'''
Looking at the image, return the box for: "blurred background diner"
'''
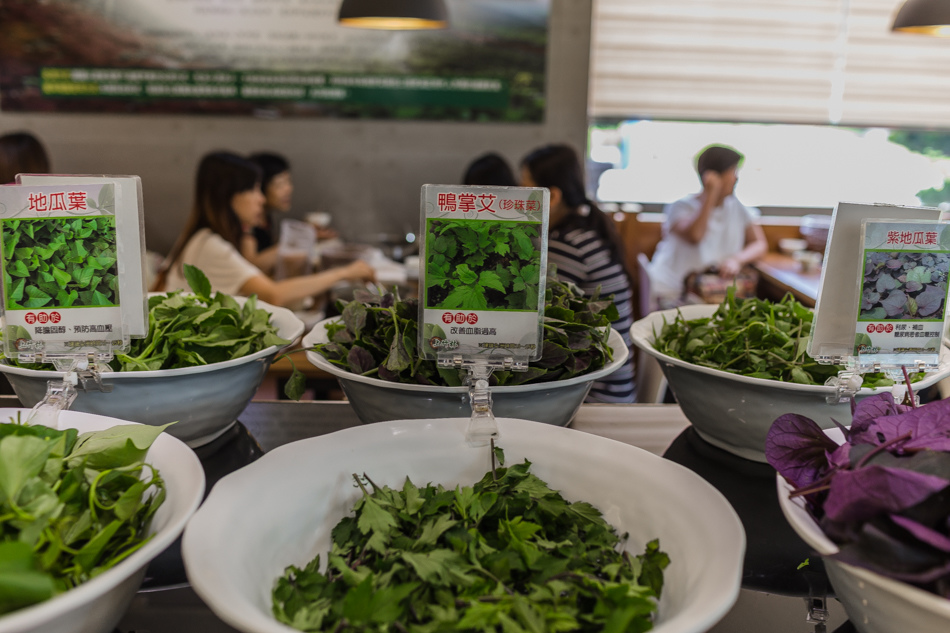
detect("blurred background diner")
[154,151,376,308]
[0,131,50,184]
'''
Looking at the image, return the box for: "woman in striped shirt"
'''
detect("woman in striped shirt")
[520,144,636,403]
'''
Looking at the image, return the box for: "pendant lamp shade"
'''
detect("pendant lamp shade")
[338,0,448,30]
[892,0,950,36]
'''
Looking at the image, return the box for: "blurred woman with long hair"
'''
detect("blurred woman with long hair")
[155,151,373,306]
[520,143,636,403]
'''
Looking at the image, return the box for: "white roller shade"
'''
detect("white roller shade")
[590,0,950,128]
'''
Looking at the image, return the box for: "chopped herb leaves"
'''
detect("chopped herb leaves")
[272,459,668,632]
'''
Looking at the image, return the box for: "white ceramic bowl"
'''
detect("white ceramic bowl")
[0,408,204,633]
[631,304,950,463]
[0,295,304,448]
[183,417,745,633]
[776,429,950,633]
[303,317,629,426]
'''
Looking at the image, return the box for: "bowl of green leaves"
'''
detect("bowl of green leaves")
[182,417,744,633]
[0,408,203,633]
[299,280,629,426]
[0,266,304,447]
[631,292,950,463]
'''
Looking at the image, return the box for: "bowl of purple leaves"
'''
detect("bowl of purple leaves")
[771,390,950,633]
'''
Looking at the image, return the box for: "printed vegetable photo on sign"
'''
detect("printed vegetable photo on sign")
[859,250,950,321]
[425,218,541,311]
[2,216,119,309]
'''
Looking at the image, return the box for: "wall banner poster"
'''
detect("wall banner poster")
[0,0,549,122]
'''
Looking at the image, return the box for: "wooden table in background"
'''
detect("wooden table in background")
[753,252,821,307]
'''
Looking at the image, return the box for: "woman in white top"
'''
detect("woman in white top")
[648,144,768,307]
[156,151,373,306]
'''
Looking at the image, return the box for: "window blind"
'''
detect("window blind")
[590,0,950,128]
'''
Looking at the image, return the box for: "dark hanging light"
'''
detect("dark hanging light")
[892,0,950,36]
[338,0,449,30]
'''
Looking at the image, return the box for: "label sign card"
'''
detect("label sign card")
[0,183,130,357]
[17,174,149,338]
[854,220,950,360]
[418,184,549,362]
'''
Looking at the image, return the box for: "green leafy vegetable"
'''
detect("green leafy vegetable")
[426,219,541,311]
[1,265,291,372]
[292,278,618,399]
[2,217,119,309]
[0,415,167,615]
[653,289,918,388]
[272,458,668,633]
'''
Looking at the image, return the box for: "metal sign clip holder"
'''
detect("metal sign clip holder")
[440,354,528,447]
[28,352,114,429]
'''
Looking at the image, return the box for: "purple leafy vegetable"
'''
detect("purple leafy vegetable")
[823,466,949,522]
[867,399,950,452]
[850,392,910,436]
[880,290,908,317]
[890,515,950,553]
[765,413,838,489]
[917,284,946,317]
[347,346,376,375]
[770,389,950,597]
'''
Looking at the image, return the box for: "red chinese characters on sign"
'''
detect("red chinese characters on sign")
[28,191,87,213]
[476,194,496,213]
[458,194,476,213]
[437,193,457,212]
[435,192,541,215]
[68,192,87,211]
[885,230,938,246]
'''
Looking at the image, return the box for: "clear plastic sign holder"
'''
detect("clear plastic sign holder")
[808,202,948,403]
[417,184,549,446]
[0,177,148,427]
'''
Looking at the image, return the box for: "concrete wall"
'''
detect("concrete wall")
[0,0,592,257]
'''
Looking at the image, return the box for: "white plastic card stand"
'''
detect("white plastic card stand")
[418,184,549,446]
[808,202,947,402]
[0,178,149,427]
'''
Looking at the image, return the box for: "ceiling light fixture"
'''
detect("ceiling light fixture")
[892,0,950,36]
[338,0,448,30]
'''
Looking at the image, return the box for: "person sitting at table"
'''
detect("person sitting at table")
[520,143,636,403]
[462,152,518,186]
[154,151,374,307]
[245,151,339,274]
[647,144,767,308]
[0,131,50,184]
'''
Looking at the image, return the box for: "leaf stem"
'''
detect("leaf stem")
[901,364,917,408]
[855,431,914,469]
